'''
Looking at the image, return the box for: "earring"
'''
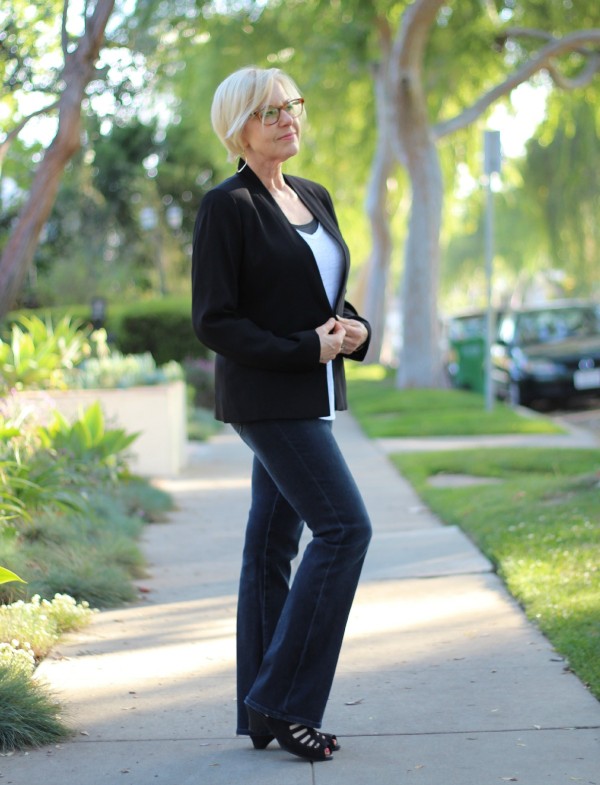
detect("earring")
[236,158,248,173]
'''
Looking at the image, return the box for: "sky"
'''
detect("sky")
[488,82,549,159]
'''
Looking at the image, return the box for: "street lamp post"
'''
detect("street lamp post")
[140,206,167,296]
[483,130,502,412]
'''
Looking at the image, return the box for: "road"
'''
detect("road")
[541,396,600,442]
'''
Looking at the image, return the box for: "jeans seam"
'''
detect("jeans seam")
[271,421,344,714]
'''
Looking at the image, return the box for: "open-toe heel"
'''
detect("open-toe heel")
[316,730,340,752]
[247,707,333,762]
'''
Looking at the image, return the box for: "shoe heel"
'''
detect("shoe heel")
[250,734,274,750]
[247,706,270,735]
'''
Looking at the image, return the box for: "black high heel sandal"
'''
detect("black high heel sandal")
[247,706,336,762]
[247,706,340,752]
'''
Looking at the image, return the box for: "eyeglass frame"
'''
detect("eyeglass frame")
[251,98,305,126]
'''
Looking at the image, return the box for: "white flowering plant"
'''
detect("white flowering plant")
[0,593,96,661]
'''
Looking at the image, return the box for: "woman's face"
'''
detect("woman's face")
[241,81,302,166]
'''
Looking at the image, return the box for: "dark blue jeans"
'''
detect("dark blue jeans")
[231,418,372,732]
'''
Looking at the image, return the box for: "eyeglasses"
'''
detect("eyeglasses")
[252,98,305,125]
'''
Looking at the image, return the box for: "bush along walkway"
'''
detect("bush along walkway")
[0,397,173,753]
[1,413,599,785]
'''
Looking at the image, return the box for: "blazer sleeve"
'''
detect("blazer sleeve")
[341,300,372,362]
[192,188,321,371]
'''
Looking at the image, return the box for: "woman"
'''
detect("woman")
[192,66,372,763]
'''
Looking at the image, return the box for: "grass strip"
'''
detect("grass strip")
[390,447,600,699]
[346,364,564,437]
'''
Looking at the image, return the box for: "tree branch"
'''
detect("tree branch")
[61,0,70,60]
[498,26,598,57]
[502,27,555,43]
[0,100,61,167]
[434,28,600,139]
[546,53,600,89]
[393,0,446,69]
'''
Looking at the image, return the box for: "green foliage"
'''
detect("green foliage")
[0,395,173,606]
[0,663,70,752]
[0,0,64,97]
[9,492,155,606]
[4,0,600,324]
[0,478,172,607]
[1,312,188,394]
[0,594,95,661]
[1,402,107,527]
[391,447,600,698]
[72,350,183,389]
[1,394,147,542]
[116,476,175,523]
[0,567,24,585]
[118,303,204,364]
[0,315,90,393]
[521,95,599,294]
[7,297,209,365]
[346,365,564,437]
[36,402,139,470]
[0,416,84,528]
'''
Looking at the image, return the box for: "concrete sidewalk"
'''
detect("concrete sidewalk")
[2,413,599,785]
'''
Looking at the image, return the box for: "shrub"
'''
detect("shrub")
[68,349,183,389]
[0,664,70,751]
[0,594,94,660]
[0,642,35,676]
[120,310,199,364]
[0,593,94,752]
[0,315,90,393]
[1,315,185,394]
[6,296,211,365]
[0,399,172,608]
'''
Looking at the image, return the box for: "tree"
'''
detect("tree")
[0,0,116,318]
[521,93,599,293]
[362,1,600,386]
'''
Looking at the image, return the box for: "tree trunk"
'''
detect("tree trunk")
[394,89,444,387]
[390,0,445,387]
[0,0,116,319]
[362,27,396,364]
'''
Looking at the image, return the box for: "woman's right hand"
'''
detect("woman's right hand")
[315,318,346,363]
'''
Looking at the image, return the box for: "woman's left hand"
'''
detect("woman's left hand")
[336,317,368,355]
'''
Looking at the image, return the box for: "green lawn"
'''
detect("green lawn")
[390,448,600,699]
[346,364,564,437]
[345,366,599,700]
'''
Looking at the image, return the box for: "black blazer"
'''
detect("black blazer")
[191,163,371,423]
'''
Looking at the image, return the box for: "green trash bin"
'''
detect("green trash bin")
[448,335,485,392]
[446,312,487,392]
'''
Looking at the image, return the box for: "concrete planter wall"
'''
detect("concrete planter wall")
[20,381,187,476]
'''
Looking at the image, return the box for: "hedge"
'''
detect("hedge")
[4,296,210,364]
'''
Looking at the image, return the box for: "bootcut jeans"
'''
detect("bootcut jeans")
[231,418,372,733]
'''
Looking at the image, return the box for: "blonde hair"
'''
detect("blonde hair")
[211,66,303,162]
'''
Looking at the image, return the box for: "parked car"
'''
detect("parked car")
[491,300,600,407]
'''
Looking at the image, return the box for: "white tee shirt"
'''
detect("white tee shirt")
[294,220,344,420]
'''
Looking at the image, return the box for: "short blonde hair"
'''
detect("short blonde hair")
[211,66,303,162]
